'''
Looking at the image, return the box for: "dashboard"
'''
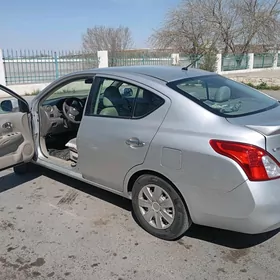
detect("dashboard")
[39,96,87,137]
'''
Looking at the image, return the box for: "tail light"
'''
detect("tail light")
[209,140,280,181]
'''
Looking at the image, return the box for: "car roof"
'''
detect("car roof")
[91,66,217,83]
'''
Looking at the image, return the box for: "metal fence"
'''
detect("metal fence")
[179,55,204,68]
[253,53,274,68]
[109,53,205,69]
[221,54,249,71]
[109,53,204,68]
[108,52,173,67]
[3,49,280,86]
[3,50,99,85]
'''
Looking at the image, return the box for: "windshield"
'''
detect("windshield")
[167,75,279,117]
[44,78,93,104]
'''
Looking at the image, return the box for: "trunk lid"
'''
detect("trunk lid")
[227,104,280,161]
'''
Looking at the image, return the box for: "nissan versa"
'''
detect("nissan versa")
[1,66,280,240]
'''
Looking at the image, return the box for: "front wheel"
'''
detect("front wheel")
[132,174,192,241]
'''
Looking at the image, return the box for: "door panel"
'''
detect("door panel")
[0,132,24,156]
[77,114,167,191]
[77,76,171,192]
[0,112,34,170]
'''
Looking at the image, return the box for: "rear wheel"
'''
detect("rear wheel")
[132,174,192,241]
[13,163,31,175]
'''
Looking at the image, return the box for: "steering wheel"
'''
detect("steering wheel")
[62,97,84,124]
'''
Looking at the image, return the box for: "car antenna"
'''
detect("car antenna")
[182,54,204,71]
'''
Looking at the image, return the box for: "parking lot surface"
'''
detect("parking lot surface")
[1,166,280,280]
[1,89,280,280]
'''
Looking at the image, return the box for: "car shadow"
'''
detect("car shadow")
[1,166,279,249]
[0,169,39,193]
[184,224,280,249]
[37,166,132,212]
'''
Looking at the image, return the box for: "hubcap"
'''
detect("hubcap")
[138,184,175,229]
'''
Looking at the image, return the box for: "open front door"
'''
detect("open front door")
[0,85,35,171]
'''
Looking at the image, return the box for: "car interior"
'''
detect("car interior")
[38,77,158,167]
[38,78,93,167]
[174,75,277,116]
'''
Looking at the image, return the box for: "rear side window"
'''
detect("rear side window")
[87,77,165,119]
[133,89,165,118]
[167,75,279,117]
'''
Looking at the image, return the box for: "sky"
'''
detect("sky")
[0,0,180,51]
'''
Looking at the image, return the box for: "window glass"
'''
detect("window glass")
[93,79,134,118]
[133,89,165,118]
[119,83,138,98]
[46,79,92,101]
[177,79,208,100]
[167,75,278,117]
[90,78,165,118]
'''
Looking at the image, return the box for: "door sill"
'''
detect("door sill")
[38,154,76,169]
[36,154,125,198]
[35,147,126,198]
[36,155,79,175]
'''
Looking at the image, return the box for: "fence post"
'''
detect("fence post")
[171,53,180,65]
[54,52,59,79]
[247,53,254,70]
[216,53,222,73]
[273,52,278,69]
[97,51,108,68]
[0,49,6,86]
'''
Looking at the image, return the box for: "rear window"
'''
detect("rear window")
[167,75,279,117]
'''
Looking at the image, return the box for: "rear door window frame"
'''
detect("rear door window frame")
[85,75,166,119]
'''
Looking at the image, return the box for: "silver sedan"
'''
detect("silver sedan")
[1,65,280,240]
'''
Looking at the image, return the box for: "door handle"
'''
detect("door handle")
[125,137,145,148]
[2,122,13,129]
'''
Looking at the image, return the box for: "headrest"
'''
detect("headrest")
[103,86,122,107]
[215,86,231,102]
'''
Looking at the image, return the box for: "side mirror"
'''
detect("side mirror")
[1,100,13,112]
[0,99,19,112]
[123,88,133,97]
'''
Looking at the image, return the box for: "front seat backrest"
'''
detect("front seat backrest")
[215,86,231,102]
[100,86,122,116]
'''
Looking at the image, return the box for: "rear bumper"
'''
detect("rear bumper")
[246,178,280,233]
[188,178,280,234]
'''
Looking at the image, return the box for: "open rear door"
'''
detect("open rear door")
[0,85,34,171]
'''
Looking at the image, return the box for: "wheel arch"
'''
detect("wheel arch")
[126,169,191,217]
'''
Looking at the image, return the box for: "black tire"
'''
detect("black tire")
[13,163,31,175]
[132,174,192,241]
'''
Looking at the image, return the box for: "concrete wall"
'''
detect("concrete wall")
[0,78,94,98]
[97,50,108,68]
[0,50,6,86]
[0,83,50,98]
[224,69,280,86]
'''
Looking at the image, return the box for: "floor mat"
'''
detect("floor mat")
[48,148,70,161]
